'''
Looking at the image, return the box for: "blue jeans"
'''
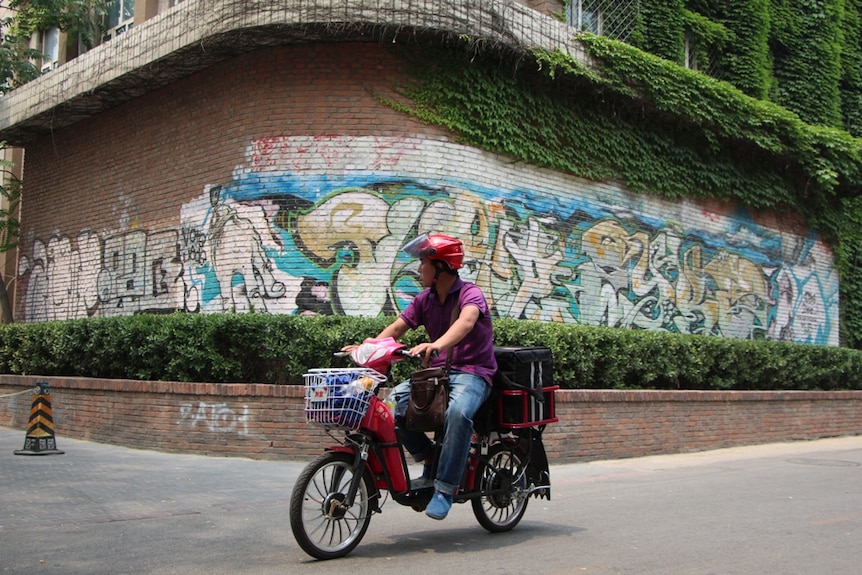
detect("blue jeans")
[391,370,492,496]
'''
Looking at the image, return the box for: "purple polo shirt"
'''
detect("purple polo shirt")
[400,277,497,384]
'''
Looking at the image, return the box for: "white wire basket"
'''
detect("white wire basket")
[303,368,387,430]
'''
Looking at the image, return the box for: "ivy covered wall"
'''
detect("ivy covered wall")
[391,25,862,344]
[631,0,862,137]
[517,0,862,345]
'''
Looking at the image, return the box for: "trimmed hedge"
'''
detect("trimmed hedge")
[0,314,860,391]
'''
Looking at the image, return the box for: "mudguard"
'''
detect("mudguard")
[520,427,552,499]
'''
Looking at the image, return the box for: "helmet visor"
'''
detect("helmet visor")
[402,233,433,259]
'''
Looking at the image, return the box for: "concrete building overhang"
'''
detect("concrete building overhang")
[0,0,586,146]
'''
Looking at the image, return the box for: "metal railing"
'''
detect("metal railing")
[565,0,640,43]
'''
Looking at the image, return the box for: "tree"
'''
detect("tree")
[0,1,105,320]
[0,149,20,323]
[0,5,45,91]
[1,0,106,93]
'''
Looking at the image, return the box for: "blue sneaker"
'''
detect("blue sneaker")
[425,491,453,520]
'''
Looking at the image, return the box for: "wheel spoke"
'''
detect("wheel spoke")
[471,441,530,532]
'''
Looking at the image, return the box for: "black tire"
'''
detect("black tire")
[289,452,374,560]
[471,440,530,532]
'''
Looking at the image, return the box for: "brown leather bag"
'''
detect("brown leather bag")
[405,365,450,431]
[404,300,459,432]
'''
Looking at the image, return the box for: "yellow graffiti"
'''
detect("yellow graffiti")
[295,189,391,262]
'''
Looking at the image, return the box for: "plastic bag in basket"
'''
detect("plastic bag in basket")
[306,370,375,429]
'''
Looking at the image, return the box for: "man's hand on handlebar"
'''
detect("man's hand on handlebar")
[408,343,440,366]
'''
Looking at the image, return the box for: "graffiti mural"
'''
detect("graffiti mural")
[18,136,840,345]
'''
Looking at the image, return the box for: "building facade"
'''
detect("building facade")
[0,0,840,345]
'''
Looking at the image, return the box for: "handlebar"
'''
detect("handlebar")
[333,343,431,372]
[333,349,421,358]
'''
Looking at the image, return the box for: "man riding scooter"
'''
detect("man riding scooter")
[364,233,497,519]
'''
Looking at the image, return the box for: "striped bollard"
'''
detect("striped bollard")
[14,381,65,456]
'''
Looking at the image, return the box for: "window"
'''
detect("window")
[683,27,720,77]
[105,0,135,40]
[684,29,698,70]
[567,0,604,35]
[40,27,60,73]
[566,1,640,43]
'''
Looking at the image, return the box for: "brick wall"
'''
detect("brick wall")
[19,42,432,253]
[2,376,860,463]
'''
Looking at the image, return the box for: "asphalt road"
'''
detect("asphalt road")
[1,427,861,574]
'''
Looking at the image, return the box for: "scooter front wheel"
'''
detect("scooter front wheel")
[289,451,374,560]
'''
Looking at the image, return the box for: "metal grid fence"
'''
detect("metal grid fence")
[565,0,640,43]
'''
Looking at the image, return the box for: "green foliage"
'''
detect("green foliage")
[0,16,45,92]
[768,0,845,128]
[681,0,860,135]
[387,31,862,345]
[0,152,20,252]
[3,313,404,384]
[634,0,686,63]
[0,0,107,93]
[498,318,862,390]
[705,0,772,99]
[834,195,862,347]
[1,315,860,391]
[11,0,106,50]
[575,36,862,209]
[393,40,862,219]
[681,8,730,48]
[839,0,862,137]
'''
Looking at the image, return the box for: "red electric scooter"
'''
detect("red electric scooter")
[289,337,557,560]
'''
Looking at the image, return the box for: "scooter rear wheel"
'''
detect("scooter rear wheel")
[471,440,529,532]
[289,451,374,560]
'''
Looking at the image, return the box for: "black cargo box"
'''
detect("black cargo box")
[493,346,554,392]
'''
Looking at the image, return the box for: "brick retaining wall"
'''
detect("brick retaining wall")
[2,375,861,463]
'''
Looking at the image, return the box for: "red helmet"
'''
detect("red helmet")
[403,233,464,270]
